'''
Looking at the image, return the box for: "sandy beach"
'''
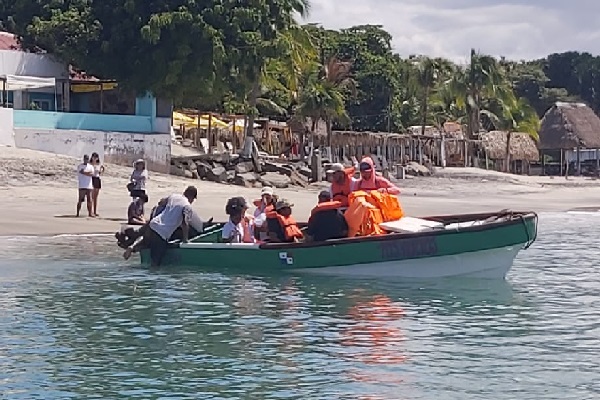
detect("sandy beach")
[1,146,600,236]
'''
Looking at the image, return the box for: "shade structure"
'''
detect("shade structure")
[173,111,195,126]
[71,82,118,93]
[3,75,56,90]
[172,112,228,129]
[192,115,228,128]
[229,119,259,129]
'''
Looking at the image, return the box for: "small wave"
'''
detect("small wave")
[51,233,113,238]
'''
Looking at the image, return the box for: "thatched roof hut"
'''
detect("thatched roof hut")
[480,130,539,162]
[539,102,600,150]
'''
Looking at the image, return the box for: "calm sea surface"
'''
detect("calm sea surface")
[0,212,598,399]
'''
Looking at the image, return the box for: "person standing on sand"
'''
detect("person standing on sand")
[129,159,148,198]
[90,152,104,217]
[76,154,94,217]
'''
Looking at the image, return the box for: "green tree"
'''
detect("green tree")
[295,57,353,147]
[449,49,508,140]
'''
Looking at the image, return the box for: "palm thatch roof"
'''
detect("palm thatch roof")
[480,131,539,162]
[539,102,600,150]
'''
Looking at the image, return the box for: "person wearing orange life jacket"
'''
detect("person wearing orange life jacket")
[327,162,358,208]
[222,197,255,243]
[351,156,401,194]
[266,199,303,243]
[307,190,349,242]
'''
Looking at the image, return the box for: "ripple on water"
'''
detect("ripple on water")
[0,212,598,399]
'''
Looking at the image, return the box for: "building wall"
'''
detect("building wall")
[0,50,68,78]
[12,127,171,173]
[0,107,14,146]
[13,110,154,133]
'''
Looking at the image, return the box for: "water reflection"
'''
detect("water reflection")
[0,213,598,399]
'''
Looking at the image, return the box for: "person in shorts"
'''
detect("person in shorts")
[90,152,105,217]
[76,154,94,217]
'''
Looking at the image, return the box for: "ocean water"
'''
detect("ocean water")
[0,212,598,399]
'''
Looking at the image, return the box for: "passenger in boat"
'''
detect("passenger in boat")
[253,186,277,241]
[123,186,198,266]
[351,156,400,194]
[327,159,358,208]
[307,190,348,242]
[127,194,148,225]
[222,197,255,243]
[266,199,304,243]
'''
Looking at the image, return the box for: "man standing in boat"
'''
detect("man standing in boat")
[123,186,198,266]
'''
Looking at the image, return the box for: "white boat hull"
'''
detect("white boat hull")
[291,246,523,279]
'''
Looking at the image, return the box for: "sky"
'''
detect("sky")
[306,0,600,62]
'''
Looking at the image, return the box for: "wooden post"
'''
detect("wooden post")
[100,83,104,114]
[560,149,564,176]
[208,113,213,154]
[576,144,581,176]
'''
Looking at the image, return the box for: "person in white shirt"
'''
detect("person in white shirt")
[252,186,276,241]
[76,154,95,217]
[123,186,198,266]
[222,197,255,243]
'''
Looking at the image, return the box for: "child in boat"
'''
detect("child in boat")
[266,199,303,243]
[222,197,255,243]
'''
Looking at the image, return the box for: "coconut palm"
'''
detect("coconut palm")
[295,56,355,147]
[448,49,509,140]
[239,0,314,157]
[414,57,454,135]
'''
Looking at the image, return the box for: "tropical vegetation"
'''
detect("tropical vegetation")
[1,0,599,164]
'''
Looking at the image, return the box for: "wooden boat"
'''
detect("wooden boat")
[139,210,538,279]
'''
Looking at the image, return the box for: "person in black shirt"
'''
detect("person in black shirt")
[306,190,348,242]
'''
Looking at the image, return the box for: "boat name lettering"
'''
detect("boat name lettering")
[379,236,437,260]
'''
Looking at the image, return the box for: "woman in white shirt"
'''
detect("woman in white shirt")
[90,152,105,217]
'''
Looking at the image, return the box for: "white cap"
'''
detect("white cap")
[326,163,344,174]
[261,186,274,196]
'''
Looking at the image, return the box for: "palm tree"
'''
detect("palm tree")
[295,57,354,149]
[499,96,540,172]
[239,0,314,157]
[449,49,508,140]
[414,57,454,136]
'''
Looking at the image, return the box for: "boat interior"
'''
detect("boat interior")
[171,209,537,249]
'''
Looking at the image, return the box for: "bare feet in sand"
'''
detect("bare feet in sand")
[123,247,133,260]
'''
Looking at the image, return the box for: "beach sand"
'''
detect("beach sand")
[1,146,600,236]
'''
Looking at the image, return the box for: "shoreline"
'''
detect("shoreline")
[2,147,600,236]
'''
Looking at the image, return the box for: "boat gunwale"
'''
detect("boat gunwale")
[257,210,537,250]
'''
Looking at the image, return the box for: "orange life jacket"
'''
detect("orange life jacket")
[310,200,343,217]
[344,191,385,237]
[366,190,404,222]
[266,211,304,241]
[330,167,354,207]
